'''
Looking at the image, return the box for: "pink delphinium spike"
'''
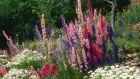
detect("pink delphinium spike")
[82,48,87,68]
[76,0,84,22]
[88,0,93,21]
[94,9,97,18]
[70,47,77,69]
[3,30,18,54]
[48,40,52,55]
[41,14,46,40]
[84,39,90,49]
[3,31,9,40]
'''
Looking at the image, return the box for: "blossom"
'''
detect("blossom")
[88,0,93,20]
[122,44,126,55]
[3,30,18,54]
[0,66,7,75]
[76,0,83,22]
[41,14,46,40]
[42,64,50,72]
[50,64,56,74]
[94,9,97,18]
[84,24,88,39]
[107,24,114,43]
[35,25,45,45]
[39,70,46,77]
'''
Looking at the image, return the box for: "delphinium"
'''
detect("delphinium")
[3,30,19,54]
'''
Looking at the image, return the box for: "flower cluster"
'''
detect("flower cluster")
[84,64,140,79]
[0,66,7,75]
[38,64,56,78]
[6,49,46,69]
[3,69,28,79]
[2,30,18,54]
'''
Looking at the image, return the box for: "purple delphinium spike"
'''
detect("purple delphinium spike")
[107,24,114,43]
[45,27,52,39]
[108,50,113,62]
[61,15,66,27]
[62,39,70,48]
[52,51,62,64]
[61,15,67,33]
[102,37,106,63]
[112,41,119,62]
[35,25,45,45]
[122,44,127,55]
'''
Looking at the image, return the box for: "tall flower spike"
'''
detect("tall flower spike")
[35,25,45,45]
[122,44,126,55]
[76,0,84,22]
[41,14,46,40]
[3,30,18,54]
[94,9,97,18]
[88,0,93,20]
[61,15,67,33]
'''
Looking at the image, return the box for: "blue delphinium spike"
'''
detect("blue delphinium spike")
[112,41,119,62]
[45,27,52,39]
[102,37,107,63]
[108,50,113,62]
[115,54,119,63]
[122,44,127,55]
[118,19,123,28]
[107,24,114,43]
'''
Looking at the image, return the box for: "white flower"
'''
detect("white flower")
[85,65,140,79]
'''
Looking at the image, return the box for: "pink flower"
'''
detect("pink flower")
[88,0,93,20]
[0,66,7,75]
[94,9,97,18]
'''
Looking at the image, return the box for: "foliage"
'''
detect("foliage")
[6,49,46,69]
[2,69,28,79]
[0,58,8,66]
[121,3,140,25]
[0,0,131,49]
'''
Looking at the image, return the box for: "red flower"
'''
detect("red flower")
[42,64,50,72]
[106,32,109,43]
[93,56,97,64]
[0,67,7,75]
[91,43,102,60]
[88,0,93,19]
[50,64,56,74]
[39,70,46,77]
[87,52,91,61]
[84,24,88,39]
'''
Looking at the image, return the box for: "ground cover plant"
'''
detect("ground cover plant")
[0,0,140,79]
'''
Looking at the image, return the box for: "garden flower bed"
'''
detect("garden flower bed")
[0,0,140,79]
[84,64,140,79]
